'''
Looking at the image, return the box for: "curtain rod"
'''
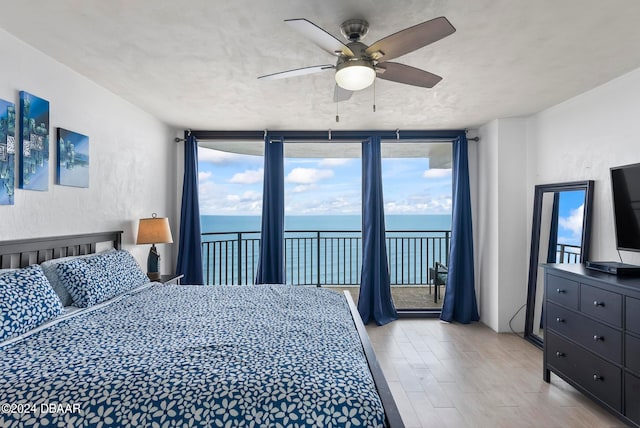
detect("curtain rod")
[264,138,475,144]
[174,129,479,143]
[175,137,480,144]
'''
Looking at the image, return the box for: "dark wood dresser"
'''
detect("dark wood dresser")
[543,264,640,427]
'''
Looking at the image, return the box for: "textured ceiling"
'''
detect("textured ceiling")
[1,0,640,132]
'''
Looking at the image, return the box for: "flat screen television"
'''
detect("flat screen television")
[611,162,640,252]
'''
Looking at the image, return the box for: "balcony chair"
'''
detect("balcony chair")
[429,262,448,303]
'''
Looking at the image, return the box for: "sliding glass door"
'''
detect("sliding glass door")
[196,139,453,314]
[381,142,452,312]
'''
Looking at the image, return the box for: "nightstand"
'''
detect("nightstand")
[160,274,184,285]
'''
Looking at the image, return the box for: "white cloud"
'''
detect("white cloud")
[286,168,334,184]
[384,194,452,215]
[226,191,261,203]
[325,197,356,211]
[197,180,226,214]
[293,184,314,193]
[559,204,584,240]
[285,195,360,215]
[230,168,263,184]
[199,187,263,215]
[318,158,351,167]
[423,168,452,179]
[198,171,212,182]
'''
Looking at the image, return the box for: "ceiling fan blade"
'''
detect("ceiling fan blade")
[333,85,353,102]
[258,64,334,80]
[376,62,442,88]
[285,19,354,57]
[365,16,455,62]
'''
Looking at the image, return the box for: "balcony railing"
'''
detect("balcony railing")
[557,243,581,263]
[201,230,451,286]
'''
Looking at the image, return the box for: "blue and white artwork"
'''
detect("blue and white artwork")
[0,99,16,205]
[19,91,49,191]
[56,128,89,188]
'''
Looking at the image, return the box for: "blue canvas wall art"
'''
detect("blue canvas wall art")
[19,91,49,191]
[0,99,16,205]
[56,128,89,188]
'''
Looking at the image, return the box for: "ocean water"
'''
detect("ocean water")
[201,214,451,233]
[200,215,452,286]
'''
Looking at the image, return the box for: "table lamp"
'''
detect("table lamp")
[136,213,173,280]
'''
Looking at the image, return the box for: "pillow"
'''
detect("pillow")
[40,250,114,306]
[0,265,65,342]
[56,250,148,308]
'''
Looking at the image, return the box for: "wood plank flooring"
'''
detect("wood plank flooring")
[366,319,626,428]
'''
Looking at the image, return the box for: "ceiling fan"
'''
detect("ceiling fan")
[258,16,456,101]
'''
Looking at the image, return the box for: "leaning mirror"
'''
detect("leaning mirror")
[524,180,594,348]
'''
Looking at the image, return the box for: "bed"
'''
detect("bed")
[0,231,403,427]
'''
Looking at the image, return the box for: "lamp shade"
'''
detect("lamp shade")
[335,59,376,91]
[136,215,173,244]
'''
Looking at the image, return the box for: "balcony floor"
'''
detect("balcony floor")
[324,285,445,310]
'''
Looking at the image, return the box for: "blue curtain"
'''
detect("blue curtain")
[440,135,479,323]
[255,137,285,284]
[358,136,398,325]
[546,192,560,263]
[176,134,204,285]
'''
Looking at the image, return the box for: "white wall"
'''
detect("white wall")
[526,67,640,266]
[0,29,179,272]
[477,118,528,332]
[477,120,500,330]
[477,65,640,333]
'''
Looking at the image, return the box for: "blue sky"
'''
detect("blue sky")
[197,147,452,216]
[557,190,585,246]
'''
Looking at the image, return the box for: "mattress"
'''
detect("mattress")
[0,284,386,427]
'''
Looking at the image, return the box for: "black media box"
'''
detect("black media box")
[585,261,640,276]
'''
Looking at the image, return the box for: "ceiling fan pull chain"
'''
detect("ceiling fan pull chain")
[336,98,340,122]
[373,79,376,112]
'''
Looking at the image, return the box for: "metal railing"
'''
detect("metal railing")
[201,229,450,286]
[557,243,581,263]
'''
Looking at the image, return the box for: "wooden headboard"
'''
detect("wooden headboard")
[0,231,123,269]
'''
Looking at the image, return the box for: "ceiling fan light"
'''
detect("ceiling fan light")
[335,60,376,91]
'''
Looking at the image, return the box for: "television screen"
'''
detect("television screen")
[611,163,640,251]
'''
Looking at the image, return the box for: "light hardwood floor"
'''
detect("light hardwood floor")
[366,319,626,428]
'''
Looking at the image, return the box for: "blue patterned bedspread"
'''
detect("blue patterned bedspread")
[0,285,386,427]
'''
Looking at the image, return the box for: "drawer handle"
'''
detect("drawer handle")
[593,374,603,381]
[593,300,605,307]
[555,317,564,323]
[556,288,566,294]
[556,351,565,357]
[593,335,603,341]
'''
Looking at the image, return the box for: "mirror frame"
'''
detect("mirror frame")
[524,180,594,348]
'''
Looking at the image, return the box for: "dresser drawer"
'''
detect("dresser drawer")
[580,284,622,327]
[546,274,578,309]
[627,297,640,335]
[627,334,640,375]
[626,372,640,425]
[546,331,622,411]
[546,302,622,363]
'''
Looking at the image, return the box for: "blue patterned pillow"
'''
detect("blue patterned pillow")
[0,265,65,342]
[57,250,148,307]
[40,249,116,307]
[87,250,149,293]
